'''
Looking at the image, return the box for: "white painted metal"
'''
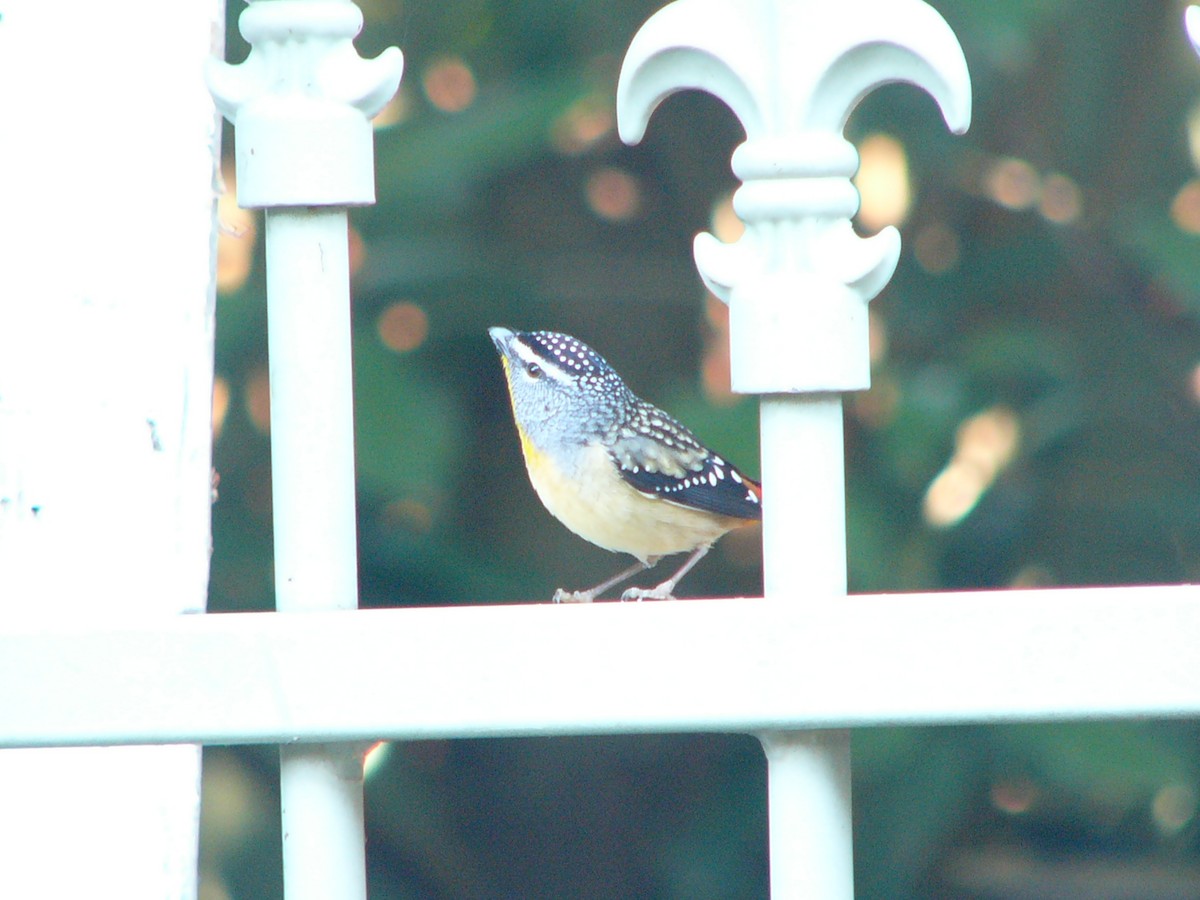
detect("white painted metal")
[759,396,853,896]
[761,731,853,899]
[0,0,221,895]
[616,0,971,394]
[280,745,370,900]
[207,4,401,898]
[760,397,848,599]
[617,1,971,895]
[266,207,370,900]
[1187,5,1200,55]
[263,210,362,615]
[3,586,1200,747]
[206,0,403,209]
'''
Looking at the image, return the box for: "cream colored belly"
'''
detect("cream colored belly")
[522,439,736,561]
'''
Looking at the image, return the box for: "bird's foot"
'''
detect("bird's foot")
[552,589,595,604]
[619,584,677,602]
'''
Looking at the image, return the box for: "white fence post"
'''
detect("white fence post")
[617,0,971,895]
[207,2,402,897]
[0,0,223,896]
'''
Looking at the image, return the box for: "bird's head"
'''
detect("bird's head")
[488,327,632,444]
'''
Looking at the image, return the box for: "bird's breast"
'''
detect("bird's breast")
[518,435,745,561]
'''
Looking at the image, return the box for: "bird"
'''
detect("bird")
[488,326,761,602]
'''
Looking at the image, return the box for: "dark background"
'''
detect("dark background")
[201,1,1200,897]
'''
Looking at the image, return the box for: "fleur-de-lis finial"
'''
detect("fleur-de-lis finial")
[617,0,970,392]
[206,0,403,208]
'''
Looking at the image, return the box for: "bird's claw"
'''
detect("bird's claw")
[619,586,676,602]
[552,589,595,604]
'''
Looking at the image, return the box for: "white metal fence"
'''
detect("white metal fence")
[2,1,1200,898]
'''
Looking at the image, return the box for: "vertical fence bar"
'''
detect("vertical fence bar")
[265,208,367,899]
[759,730,853,897]
[265,209,360,616]
[207,3,402,897]
[760,396,847,598]
[759,395,853,896]
[617,2,970,896]
[279,744,370,900]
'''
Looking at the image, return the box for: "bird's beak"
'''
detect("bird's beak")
[488,326,515,357]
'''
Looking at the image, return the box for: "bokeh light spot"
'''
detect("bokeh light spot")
[422,57,476,113]
[199,878,233,900]
[1009,564,1055,587]
[1187,102,1200,170]
[986,157,1040,210]
[212,376,231,441]
[913,221,960,274]
[200,752,264,853]
[710,191,745,244]
[385,498,434,533]
[1039,172,1082,224]
[216,168,256,293]
[854,133,910,232]
[1152,783,1197,835]
[923,406,1021,528]
[991,777,1038,815]
[868,309,888,365]
[1170,180,1200,234]
[349,226,366,277]
[377,302,429,353]
[245,368,271,434]
[585,167,641,222]
[702,295,735,405]
[924,460,989,528]
[551,95,614,155]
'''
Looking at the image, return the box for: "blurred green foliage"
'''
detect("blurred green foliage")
[204,0,1200,897]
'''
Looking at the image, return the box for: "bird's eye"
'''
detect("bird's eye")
[525,361,543,379]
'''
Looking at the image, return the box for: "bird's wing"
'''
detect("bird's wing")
[608,424,762,521]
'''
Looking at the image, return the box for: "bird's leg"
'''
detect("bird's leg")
[620,545,711,602]
[553,557,657,604]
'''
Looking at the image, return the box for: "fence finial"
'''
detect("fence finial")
[206,0,403,208]
[617,0,970,393]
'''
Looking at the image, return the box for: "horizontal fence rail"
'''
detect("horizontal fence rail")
[3,585,1198,748]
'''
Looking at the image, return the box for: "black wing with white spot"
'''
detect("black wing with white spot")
[617,451,763,520]
[609,401,762,520]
